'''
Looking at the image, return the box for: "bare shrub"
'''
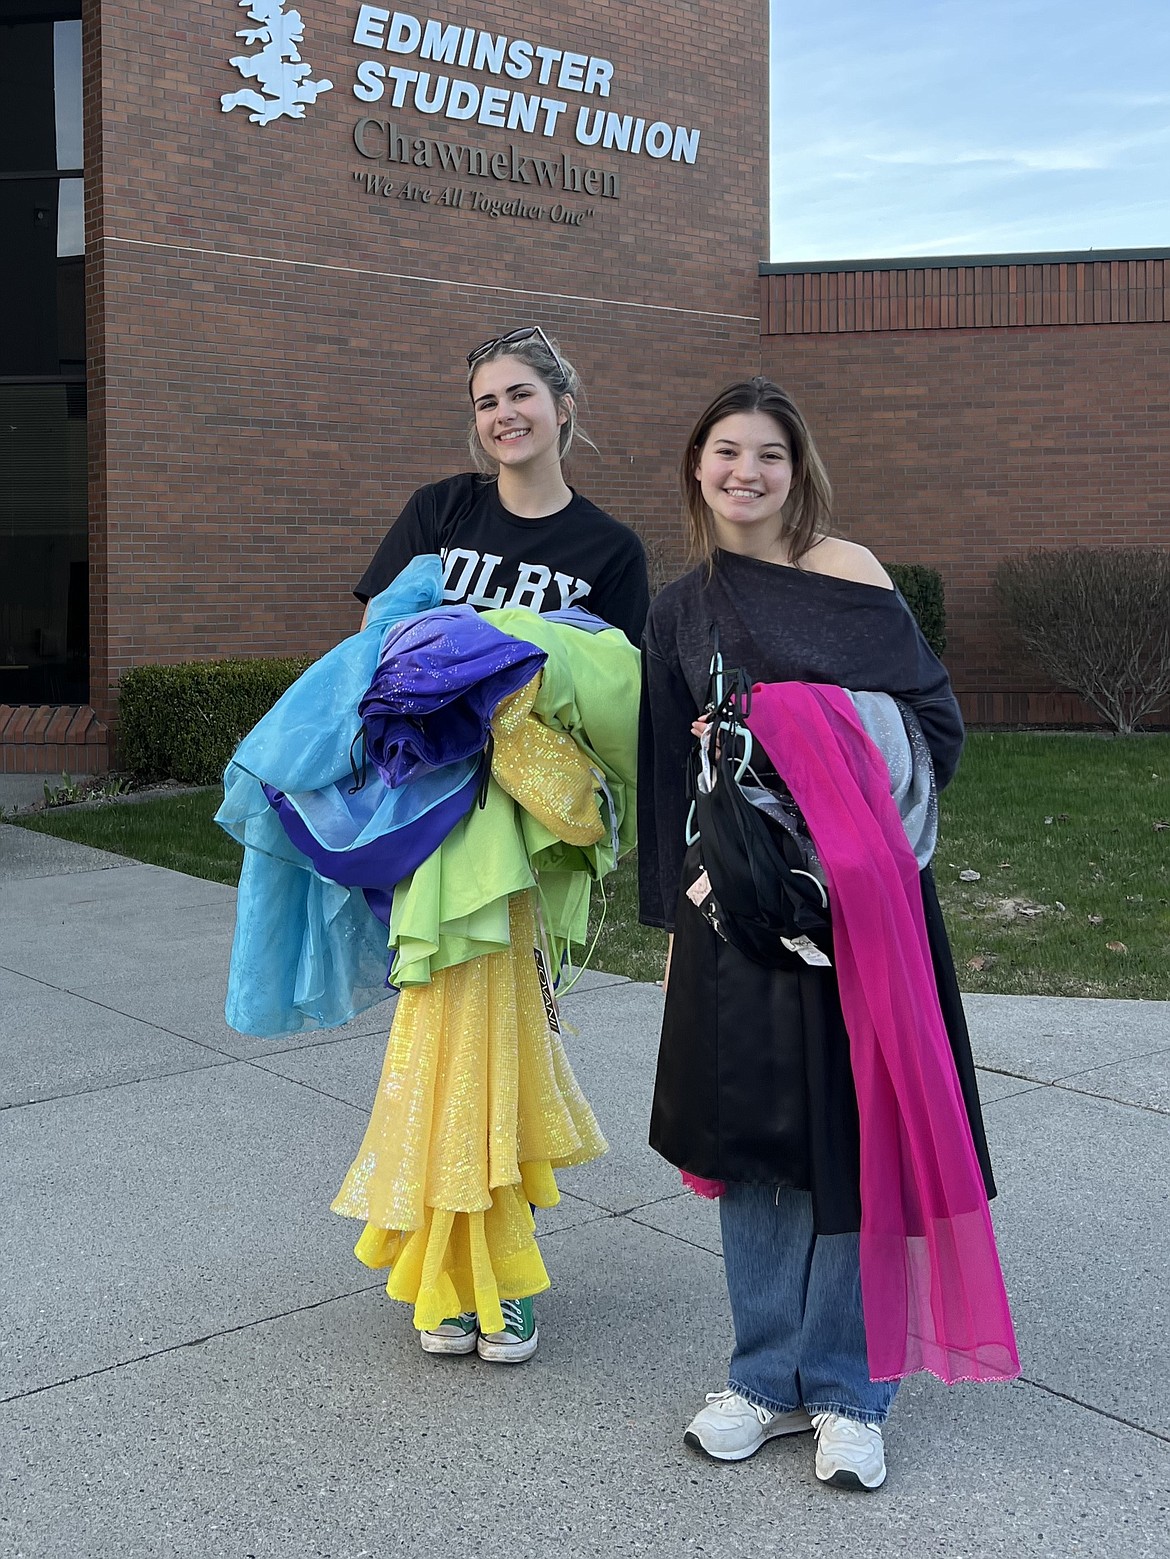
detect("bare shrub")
[994,548,1170,733]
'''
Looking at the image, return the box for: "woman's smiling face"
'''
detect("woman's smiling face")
[694,411,794,540]
[470,354,568,470]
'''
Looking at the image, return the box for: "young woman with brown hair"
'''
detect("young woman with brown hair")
[638,377,1016,1490]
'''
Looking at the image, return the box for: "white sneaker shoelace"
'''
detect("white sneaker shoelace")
[812,1412,881,1439]
[705,1389,772,1425]
[498,1299,527,1334]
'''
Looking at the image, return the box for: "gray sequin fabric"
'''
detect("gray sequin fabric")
[845,692,938,868]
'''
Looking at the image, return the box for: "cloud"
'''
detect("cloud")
[1069,90,1170,110]
[771,188,1170,264]
[857,121,1170,175]
[767,0,1170,258]
[863,145,1106,172]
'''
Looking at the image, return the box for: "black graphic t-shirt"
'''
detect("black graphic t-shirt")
[354,474,650,643]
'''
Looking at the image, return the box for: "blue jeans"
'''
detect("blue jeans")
[719,1182,897,1425]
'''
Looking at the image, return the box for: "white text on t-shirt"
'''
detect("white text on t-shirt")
[441,548,591,612]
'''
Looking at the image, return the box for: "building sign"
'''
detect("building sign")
[221,1,333,125]
[220,3,704,231]
[350,7,701,164]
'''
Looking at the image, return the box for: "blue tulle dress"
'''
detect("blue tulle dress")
[216,556,482,1036]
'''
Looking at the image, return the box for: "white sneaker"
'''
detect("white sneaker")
[812,1412,887,1490]
[420,1312,478,1356]
[684,1390,813,1462]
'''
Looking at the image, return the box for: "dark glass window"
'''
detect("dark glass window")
[1,2,86,704]
[0,384,88,703]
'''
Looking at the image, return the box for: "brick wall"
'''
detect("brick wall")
[761,256,1170,723]
[0,706,108,775]
[16,12,1167,776]
[83,0,767,735]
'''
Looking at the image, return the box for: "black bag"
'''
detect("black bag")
[685,634,830,968]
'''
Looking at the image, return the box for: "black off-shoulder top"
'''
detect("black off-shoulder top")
[637,549,965,930]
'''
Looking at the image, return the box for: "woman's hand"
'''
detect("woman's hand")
[691,715,710,740]
[661,932,674,994]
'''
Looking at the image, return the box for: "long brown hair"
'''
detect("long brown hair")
[681,378,832,567]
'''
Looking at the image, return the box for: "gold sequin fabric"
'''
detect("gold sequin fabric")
[489,672,606,846]
[331,890,606,1332]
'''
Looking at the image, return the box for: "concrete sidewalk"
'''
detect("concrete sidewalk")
[1,823,1167,1558]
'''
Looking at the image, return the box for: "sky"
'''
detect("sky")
[770,0,1170,260]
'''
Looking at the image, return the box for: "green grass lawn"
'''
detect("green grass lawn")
[14,733,1170,999]
[934,733,1169,999]
[16,788,244,886]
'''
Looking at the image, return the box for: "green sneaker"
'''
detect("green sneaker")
[420,1312,478,1356]
[477,1297,538,1363]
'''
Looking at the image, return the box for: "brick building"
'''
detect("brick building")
[2,1,1167,774]
[760,254,1170,726]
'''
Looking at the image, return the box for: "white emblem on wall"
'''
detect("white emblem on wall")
[220,1,333,125]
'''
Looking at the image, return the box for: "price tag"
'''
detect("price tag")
[686,869,712,907]
[781,934,832,968]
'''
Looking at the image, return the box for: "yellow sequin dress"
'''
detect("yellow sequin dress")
[331,672,611,1334]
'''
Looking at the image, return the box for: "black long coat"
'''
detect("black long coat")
[638,550,995,1235]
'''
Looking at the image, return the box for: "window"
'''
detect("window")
[0,2,87,703]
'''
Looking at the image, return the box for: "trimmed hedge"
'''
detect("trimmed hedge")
[886,563,946,657]
[118,657,313,784]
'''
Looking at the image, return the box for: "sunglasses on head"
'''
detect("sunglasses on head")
[466,325,566,379]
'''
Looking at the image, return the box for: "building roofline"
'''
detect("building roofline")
[760,247,1170,275]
